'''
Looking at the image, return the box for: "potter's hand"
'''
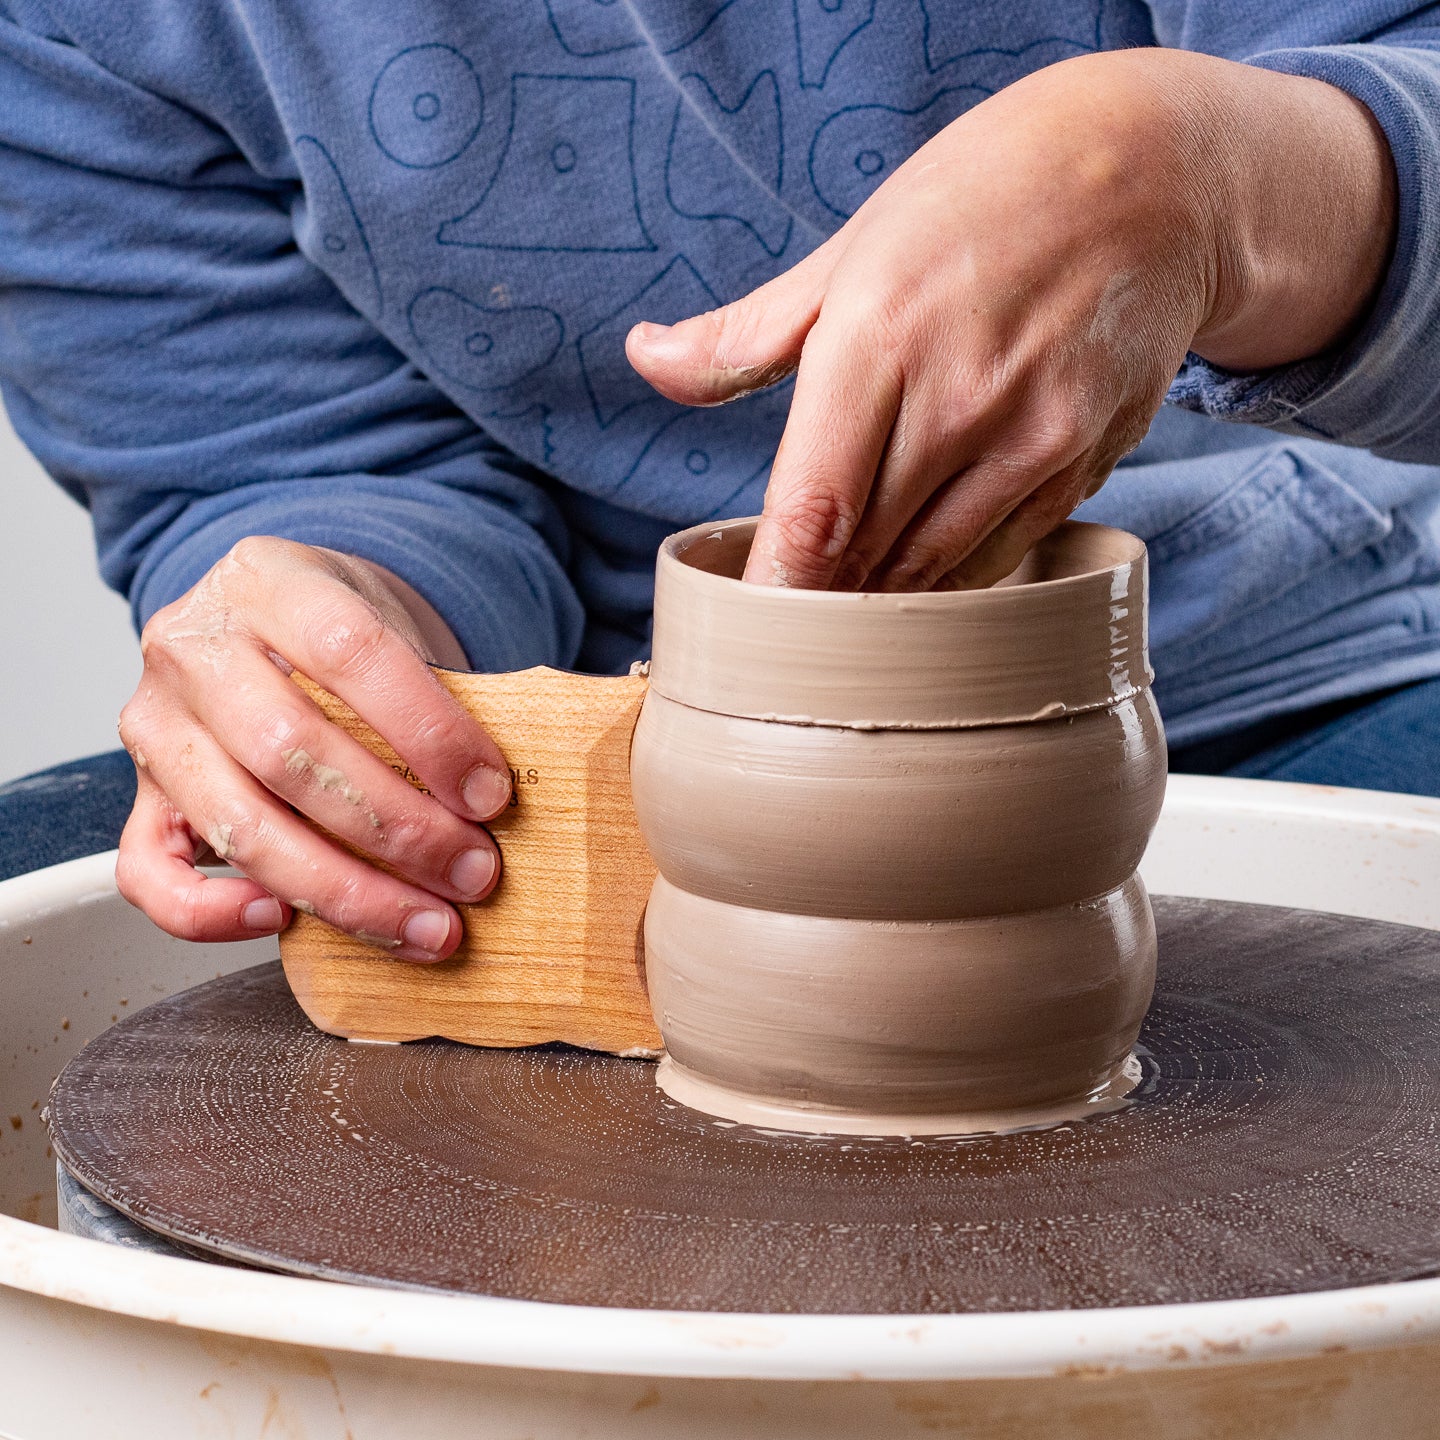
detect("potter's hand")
[116,538,509,961]
[628,49,1395,591]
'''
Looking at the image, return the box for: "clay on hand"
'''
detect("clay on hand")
[115,537,510,962]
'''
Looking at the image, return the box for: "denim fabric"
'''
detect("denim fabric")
[0,751,135,882]
[1171,675,1440,793]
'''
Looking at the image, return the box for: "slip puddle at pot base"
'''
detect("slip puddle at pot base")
[47,896,1440,1312]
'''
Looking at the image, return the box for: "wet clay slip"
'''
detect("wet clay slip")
[631,518,1167,1135]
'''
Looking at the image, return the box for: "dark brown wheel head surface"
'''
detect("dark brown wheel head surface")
[47,897,1440,1313]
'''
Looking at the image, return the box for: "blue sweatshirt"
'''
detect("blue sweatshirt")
[3,0,1440,745]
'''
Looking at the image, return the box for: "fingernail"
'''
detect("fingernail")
[402,908,452,954]
[449,847,496,899]
[242,897,284,931]
[462,765,511,818]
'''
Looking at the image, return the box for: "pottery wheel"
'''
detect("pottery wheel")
[47,897,1440,1313]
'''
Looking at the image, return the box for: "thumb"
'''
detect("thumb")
[625,237,842,407]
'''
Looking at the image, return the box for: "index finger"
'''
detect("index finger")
[743,301,903,589]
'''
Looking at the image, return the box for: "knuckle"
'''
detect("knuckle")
[322,869,372,936]
[772,486,863,566]
[1015,424,1079,475]
[379,812,430,858]
[415,707,481,770]
[1034,399,1092,466]
[138,616,180,667]
[1109,406,1152,462]
[114,847,145,907]
[709,307,799,394]
[225,534,280,574]
[831,546,879,590]
[834,284,908,348]
[307,603,391,679]
[116,700,151,755]
[1023,484,1081,536]
[244,711,306,787]
[201,809,244,866]
[894,538,956,592]
[710,302,765,367]
[170,886,211,943]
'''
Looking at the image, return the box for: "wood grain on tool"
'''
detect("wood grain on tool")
[280,665,660,1054]
[49,899,1440,1313]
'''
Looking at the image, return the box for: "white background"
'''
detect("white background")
[1,402,141,785]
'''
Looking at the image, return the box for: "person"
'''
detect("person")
[1,1,1438,960]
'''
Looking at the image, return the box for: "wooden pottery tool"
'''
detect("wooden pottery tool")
[280,665,661,1055]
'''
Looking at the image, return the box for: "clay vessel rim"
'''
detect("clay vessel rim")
[660,517,1145,606]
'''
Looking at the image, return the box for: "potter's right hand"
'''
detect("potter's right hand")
[627,49,1395,593]
[115,537,509,961]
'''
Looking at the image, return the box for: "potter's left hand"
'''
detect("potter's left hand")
[627,48,1395,591]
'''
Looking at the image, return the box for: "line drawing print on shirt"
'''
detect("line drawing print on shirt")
[611,382,791,519]
[807,86,988,218]
[578,256,720,429]
[408,286,565,391]
[793,0,878,90]
[438,74,658,253]
[368,44,485,169]
[665,68,797,258]
[543,0,740,59]
[482,400,559,467]
[293,136,385,317]
[918,0,1101,73]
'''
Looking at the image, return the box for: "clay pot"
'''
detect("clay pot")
[630,518,1166,1135]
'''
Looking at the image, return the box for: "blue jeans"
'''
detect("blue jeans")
[3,677,1440,883]
[1166,675,1440,791]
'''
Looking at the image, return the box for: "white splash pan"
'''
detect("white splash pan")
[1,774,1438,1438]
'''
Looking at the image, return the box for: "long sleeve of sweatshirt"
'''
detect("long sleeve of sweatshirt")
[4,0,1440,733]
[0,3,584,673]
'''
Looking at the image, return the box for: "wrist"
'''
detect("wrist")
[1162,54,1397,370]
[1036,48,1397,373]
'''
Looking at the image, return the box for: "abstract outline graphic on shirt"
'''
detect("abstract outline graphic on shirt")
[665,68,796,258]
[808,85,989,218]
[577,255,720,428]
[483,400,559,466]
[294,135,384,318]
[368,44,485,169]
[543,0,741,59]
[408,286,565,391]
[792,0,877,90]
[438,74,658,252]
[917,1,1099,73]
[610,381,790,513]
